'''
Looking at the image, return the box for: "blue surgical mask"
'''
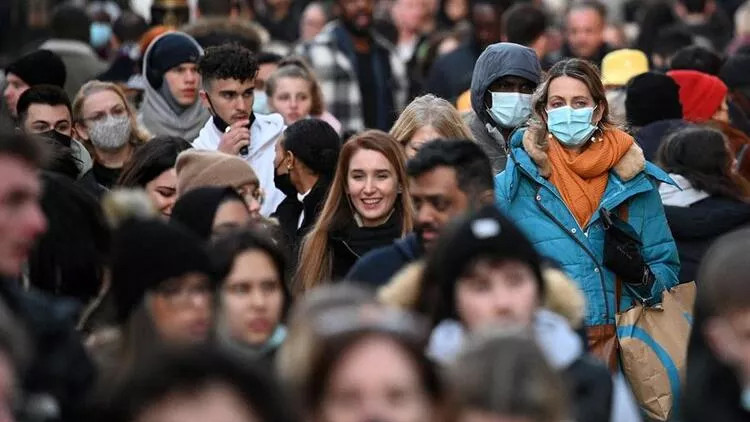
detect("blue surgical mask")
[487,92,532,128]
[90,22,112,49]
[546,106,598,147]
[253,90,270,114]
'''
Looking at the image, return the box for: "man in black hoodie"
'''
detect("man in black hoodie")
[346,140,494,287]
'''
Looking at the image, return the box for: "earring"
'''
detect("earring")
[548,133,554,141]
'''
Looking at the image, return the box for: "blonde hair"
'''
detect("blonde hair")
[294,130,415,293]
[73,81,150,148]
[389,94,473,148]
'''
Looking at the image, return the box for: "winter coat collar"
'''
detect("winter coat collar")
[427,309,583,368]
[519,125,646,182]
[659,174,709,207]
[504,127,675,228]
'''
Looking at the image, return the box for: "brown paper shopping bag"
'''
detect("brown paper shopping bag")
[616,282,696,421]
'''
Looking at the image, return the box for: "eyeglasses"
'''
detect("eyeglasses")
[153,279,212,307]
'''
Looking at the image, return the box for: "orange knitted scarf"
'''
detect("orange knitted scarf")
[547,130,633,227]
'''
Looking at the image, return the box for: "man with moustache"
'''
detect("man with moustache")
[296,0,407,132]
[347,140,495,287]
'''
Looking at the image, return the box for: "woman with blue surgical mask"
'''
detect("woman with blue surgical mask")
[495,58,679,358]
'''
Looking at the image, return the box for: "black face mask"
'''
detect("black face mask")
[39,129,73,148]
[205,94,255,155]
[273,161,297,197]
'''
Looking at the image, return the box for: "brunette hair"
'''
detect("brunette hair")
[276,284,377,396]
[118,136,192,187]
[301,308,442,415]
[531,58,619,130]
[266,56,324,116]
[294,131,414,292]
[389,95,474,148]
[657,126,750,200]
[72,80,151,147]
[210,227,291,314]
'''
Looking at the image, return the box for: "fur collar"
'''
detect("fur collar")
[521,126,645,181]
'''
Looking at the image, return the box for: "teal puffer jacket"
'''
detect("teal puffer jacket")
[495,128,680,326]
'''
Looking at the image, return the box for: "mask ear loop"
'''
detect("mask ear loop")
[591,105,604,143]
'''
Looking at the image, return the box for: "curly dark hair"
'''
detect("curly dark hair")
[197,43,258,87]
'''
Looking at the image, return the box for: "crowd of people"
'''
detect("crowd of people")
[0,0,750,421]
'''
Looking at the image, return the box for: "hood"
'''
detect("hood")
[426,309,582,368]
[139,31,209,139]
[533,309,583,369]
[470,43,541,126]
[659,174,709,207]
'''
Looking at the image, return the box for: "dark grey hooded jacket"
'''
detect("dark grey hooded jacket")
[463,43,541,174]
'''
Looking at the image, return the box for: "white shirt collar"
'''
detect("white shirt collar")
[297,188,312,203]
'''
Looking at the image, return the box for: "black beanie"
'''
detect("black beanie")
[146,32,201,89]
[422,204,544,323]
[720,54,750,90]
[110,218,213,323]
[5,50,66,88]
[625,71,683,128]
[283,119,341,179]
[170,186,245,240]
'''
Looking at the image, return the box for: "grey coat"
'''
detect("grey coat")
[39,39,107,100]
[463,111,507,175]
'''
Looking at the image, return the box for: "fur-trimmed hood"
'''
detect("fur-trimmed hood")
[376,259,587,329]
[519,124,647,181]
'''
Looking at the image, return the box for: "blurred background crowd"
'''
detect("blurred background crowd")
[0,1,749,422]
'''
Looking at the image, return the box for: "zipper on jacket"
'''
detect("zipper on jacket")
[532,186,611,322]
[506,137,613,321]
[340,240,361,259]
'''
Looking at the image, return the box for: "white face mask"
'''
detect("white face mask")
[88,115,132,150]
[487,92,533,129]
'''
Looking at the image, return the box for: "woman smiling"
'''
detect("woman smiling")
[294,130,414,293]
